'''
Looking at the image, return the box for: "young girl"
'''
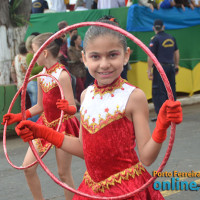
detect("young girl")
[2,33,79,200]
[15,21,182,199]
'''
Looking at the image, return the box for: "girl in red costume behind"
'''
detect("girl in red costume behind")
[2,33,79,200]
[15,22,182,199]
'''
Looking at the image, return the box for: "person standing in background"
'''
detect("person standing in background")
[147,19,179,121]
[31,0,49,13]
[57,20,77,104]
[68,34,86,104]
[11,42,28,90]
[11,42,31,109]
[46,0,67,12]
[25,34,44,122]
[97,0,126,9]
[74,0,89,10]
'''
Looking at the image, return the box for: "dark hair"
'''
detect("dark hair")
[83,19,127,52]
[18,42,27,55]
[98,15,119,25]
[69,28,77,33]
[70,34,79,47]
[30,32,40,36]
[32,33,62,58]
[58,21,68,30]
[154,19,163,31]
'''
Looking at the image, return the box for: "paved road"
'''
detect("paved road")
[0,103,199,200]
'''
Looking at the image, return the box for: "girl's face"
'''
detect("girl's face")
[32,42,46,66]
[83,34,130,86]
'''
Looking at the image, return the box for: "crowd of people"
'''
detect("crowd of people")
[31,0,199,14]
[31,0,133,13]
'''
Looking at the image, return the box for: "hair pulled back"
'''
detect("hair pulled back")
[70,34,79,47]
[32,33,63,58]
[83,20,127,52]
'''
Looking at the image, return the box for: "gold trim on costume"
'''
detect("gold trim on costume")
[83,162,146,193]
[93,77,127,97]
[39,63,63,93]
[41,112,73,128]
[81,108,124,134]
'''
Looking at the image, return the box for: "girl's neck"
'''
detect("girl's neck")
[45,58,58,69]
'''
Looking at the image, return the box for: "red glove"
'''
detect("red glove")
[1,110,32,126]
[15,120,64,148]
[56,99,76,115]
[152,100,183,143]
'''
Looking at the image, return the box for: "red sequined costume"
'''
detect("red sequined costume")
[35,63,79,152]
[73,77,164,199]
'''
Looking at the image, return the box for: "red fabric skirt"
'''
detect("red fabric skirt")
[73,164,164,200]
[34,114,79,152]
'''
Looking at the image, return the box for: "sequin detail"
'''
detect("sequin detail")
[39,63,63,93]
[93,77,127,97]
[41,112,73,128]
[83,162,146,193]
[81,108,124,134]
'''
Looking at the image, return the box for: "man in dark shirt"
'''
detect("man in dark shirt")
[32,0,48,14]
[147,19,179,120]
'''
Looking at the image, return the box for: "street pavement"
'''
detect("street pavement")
[0,99,200,200]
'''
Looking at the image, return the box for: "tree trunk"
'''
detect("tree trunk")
[0,0,31,85]
[0,0,11,27]
[0,26,27,85]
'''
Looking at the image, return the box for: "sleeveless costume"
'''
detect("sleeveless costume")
[73,77,164,199]
[35,63,79,152]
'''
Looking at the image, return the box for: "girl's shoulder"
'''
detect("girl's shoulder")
[125,87,149,119]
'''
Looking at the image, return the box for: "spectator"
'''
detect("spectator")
[191,0,200,7]
[57,21,69,65]
[11,42,28,90]
[160,0,175,9]
[84,0,93,9]
[68,34,86,104]
[25,35,44,122]
[97,0,126,9]
[67,28,78,47]
[174,0,194,10]
[57,20,77,102]
[74,0,89,10]
[147,19,179,121]
[46,0,67,12]
[92,0,98,8]
[138,0,160,11]
[31,0,49,13]
[11,42,31,109]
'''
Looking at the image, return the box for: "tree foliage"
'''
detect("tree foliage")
[0,0,31,27]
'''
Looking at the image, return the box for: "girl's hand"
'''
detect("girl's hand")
[1,110,31,126]
[15,120,64,148]
[56,99,77,115]
[152,100,183,143]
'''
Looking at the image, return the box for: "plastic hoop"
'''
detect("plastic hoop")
[19,22,176,199]
[3,73,64,170]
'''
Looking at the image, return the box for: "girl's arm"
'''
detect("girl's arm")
[16,88,87,159]
[59,70,76,106]
[126,88,182,166]
[61,125,84,159]
[60,87,87,158]
[126,88,162,166]
[28,78,44,116]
